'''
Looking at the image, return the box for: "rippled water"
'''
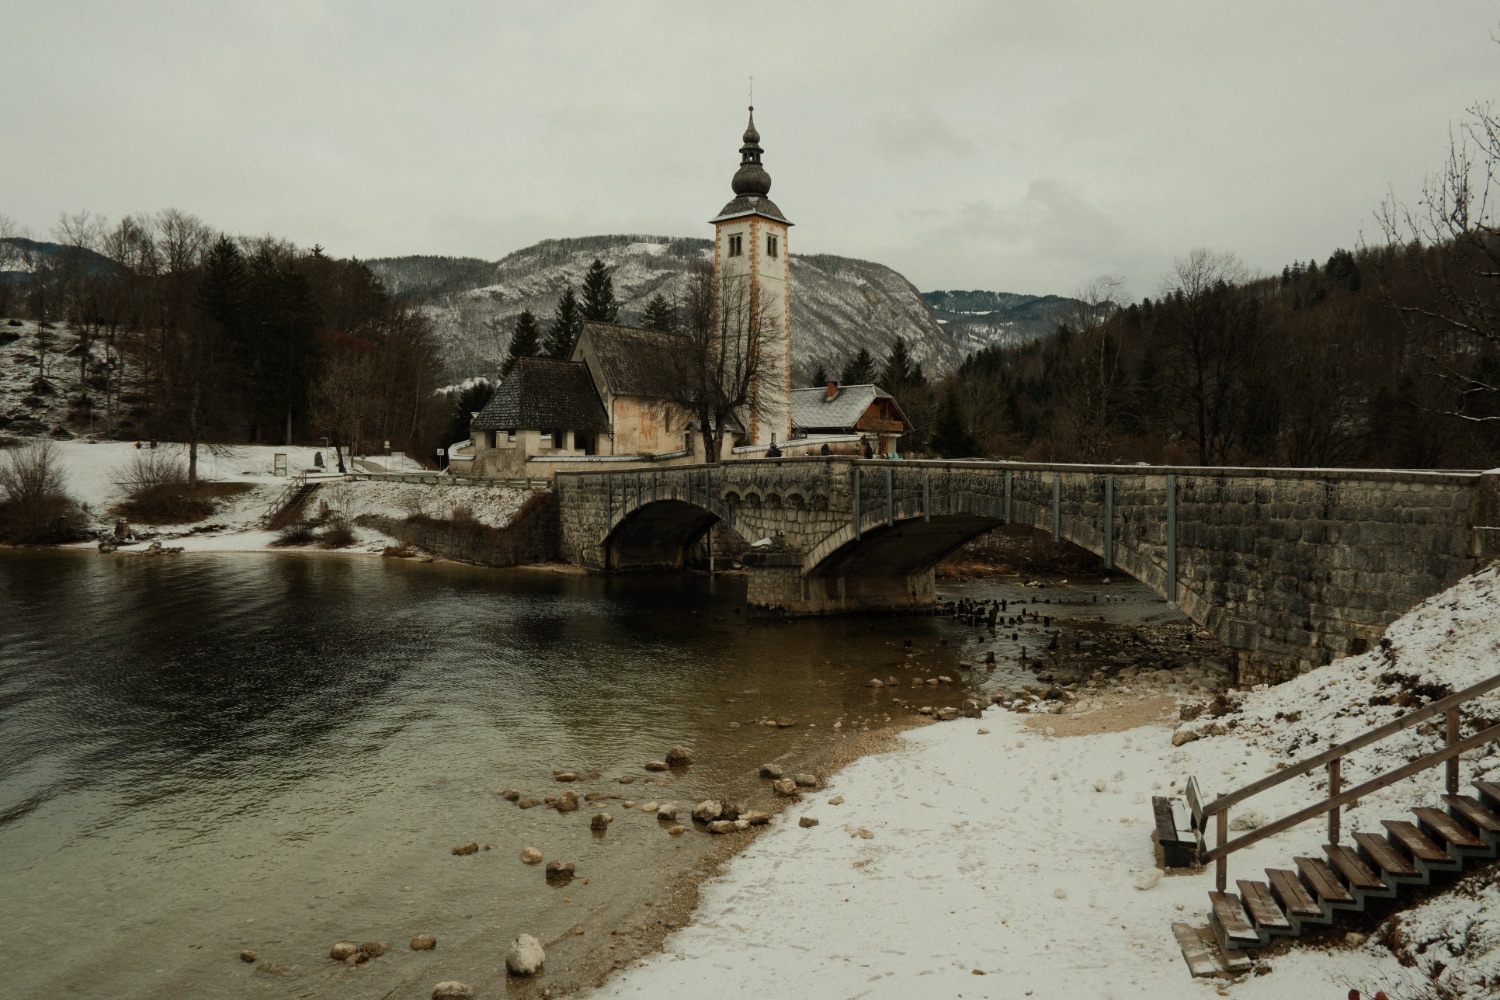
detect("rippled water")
[0,551,1178,999]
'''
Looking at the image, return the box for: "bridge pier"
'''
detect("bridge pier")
[743,549,936,615]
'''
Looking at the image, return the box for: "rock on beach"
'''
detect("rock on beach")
[505,933,545,976]
[410,934,437,950]
[432,982,471,999]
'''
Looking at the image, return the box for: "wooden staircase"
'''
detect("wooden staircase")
[1204,781,1500,967]
[1177,671,1500,975]
[262,474,319,528]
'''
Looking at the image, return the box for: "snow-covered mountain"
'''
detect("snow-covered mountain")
[367,235,964,383]
[923,289,1083,354]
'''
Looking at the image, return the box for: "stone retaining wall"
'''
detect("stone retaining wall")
[359,493,559,568]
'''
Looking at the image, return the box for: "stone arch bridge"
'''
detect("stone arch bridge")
[555,459,1500,681]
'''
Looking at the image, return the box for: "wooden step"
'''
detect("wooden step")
[1413,806,1488,851]
[1208,891,1261,949]
[1266,867,1324,919]
[1325,843,1395,899]
[1352,831,1419,879]
[1474,780,1500,811]
[1445,794,1500,837]
[1294,856,1355,906]
[1236,879,1291,933]
[1383,819,1458,868]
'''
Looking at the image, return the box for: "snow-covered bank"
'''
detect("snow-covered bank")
[590,566,1500,999]
[15,439,540,554]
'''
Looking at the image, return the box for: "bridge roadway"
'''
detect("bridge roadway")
[554,458,1500,684]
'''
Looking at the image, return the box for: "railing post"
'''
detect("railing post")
[1166,473,1178,606]
[886,468,895,527]
[1447,708,1460,794]
[605,474,613,529]
[1103,475,1114,570]
[1216,810,1228,892]
[853,465,862,541]
[1003,471,1012,524]
[1051,475,1061,542]
[1328,758,1341,844]
[923,470,931,523]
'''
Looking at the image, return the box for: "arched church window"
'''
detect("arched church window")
[767,234,778,258]
[728,234,743,257]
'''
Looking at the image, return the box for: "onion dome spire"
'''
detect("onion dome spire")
[731,106,772,197]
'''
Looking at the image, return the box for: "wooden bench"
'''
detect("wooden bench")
[1153,795,1199,869]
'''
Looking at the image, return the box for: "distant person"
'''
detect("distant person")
[766,437,782,459]
[819,442,832,457]
[860,435,874,459]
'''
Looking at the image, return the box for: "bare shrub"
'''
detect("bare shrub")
[0,441,85,543]
[272,522,317,547]
[450,503,477,524]
[381,543,417,558]
[319,519,356,549]
[113,449,188,495]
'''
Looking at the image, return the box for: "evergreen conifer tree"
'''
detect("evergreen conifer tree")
[639,293,675,333]
[544,286,583,359]
[580,258,619,323]
[504,310,542,375]
[840,347,877,385]
[928,388,980,458]
[809,363,829,387]
[881,336,913,388]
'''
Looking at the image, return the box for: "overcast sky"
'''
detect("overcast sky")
[3,2,1497,298]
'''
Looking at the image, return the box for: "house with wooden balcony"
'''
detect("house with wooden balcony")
[791,382,911,457]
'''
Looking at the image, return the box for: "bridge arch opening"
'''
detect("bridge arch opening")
[603,498,750,571]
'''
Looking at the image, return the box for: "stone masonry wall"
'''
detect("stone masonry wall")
[360,492,559,568]
[559,460,1499,685]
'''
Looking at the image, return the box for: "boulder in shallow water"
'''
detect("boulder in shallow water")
[772,778,798,796]
[693,799,723,823]
[656,802,678,821]
[665,745,693,766]
[545,860,575,882]
[520,846,543,864]
[668,824,685,835]
[742,810,772,826]
[591,812,613,831]
[499,789,520,801]
[239,950,258,963]
[793,773,819,788]
[410,934,437,951]
[644,760,669,772]
[330,942,358,961]
[505,934,545,976]
[707,820,736,834]
[517,798,541,809]
[555,791,579,813]
[759,763,784,779]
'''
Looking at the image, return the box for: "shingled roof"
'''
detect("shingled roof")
[578,322,689,400]
[791,384,909,433]
[471,358,610,433]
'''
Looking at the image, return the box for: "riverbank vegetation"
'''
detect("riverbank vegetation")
[0,212,449,474]
[0,440,84,543]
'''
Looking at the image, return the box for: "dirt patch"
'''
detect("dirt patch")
[1023,695,1179,737]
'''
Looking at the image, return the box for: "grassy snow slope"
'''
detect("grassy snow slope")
[588,565,1500,999]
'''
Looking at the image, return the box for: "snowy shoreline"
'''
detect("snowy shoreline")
[585,567,1500,1000]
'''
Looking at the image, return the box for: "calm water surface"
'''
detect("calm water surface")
[0,552,1176,999]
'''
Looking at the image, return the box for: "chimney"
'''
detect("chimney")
[826,381,839,401]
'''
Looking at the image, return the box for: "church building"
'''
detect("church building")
[457,108,906,478]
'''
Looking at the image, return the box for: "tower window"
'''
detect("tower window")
[728,234,743,257]
[767,234,779,258]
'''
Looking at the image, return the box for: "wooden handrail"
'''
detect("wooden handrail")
[1191,669,1500,891]
[1202,671,1500,815]
[1201,720,1500,863]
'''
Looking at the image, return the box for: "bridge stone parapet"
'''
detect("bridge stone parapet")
[555,459,1500,684]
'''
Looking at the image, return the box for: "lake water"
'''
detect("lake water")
[0,551,1182,998]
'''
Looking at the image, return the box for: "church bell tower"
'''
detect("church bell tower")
[711,107,793,447]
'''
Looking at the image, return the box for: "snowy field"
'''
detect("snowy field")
[591,566,1500,999]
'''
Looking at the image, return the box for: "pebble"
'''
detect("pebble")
[759,763,785,779]
[665,745,694,766]
[432,980,471,998]
[410,934,437,951]
[554,771,580,782]
[621,800,635,809]
[742,810,772,825]
[618,775,637,784]
[772,778,798,796]
[257,960,282,975]
[591,812,614,831]
[451,841,479,856]
[693,799,723,823]
[555,792,579,813]
[239,950,258,963]
[668,824,685,836]
[828,794,844,805]
[330,942,359,961]
[644,760,670,772]
[545,860,575,882]
[518,798,541,809]
[656,802,678,820]
[499,788,520,801]
[800,816,819,828]
[793,773,819,788]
